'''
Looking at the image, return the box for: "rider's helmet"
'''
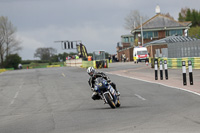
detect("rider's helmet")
[87,67,95,76]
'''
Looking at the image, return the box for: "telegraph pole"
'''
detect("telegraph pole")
[140,17,144,46]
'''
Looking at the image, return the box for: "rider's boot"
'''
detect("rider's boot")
[91,92,101,100]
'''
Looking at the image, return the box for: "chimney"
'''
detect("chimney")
[155,5,161,14]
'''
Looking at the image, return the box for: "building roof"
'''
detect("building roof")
[132,14,192,33]
[121,34,134,37]
[144,35,199,46]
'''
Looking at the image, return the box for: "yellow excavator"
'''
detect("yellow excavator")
[76,43,88,58]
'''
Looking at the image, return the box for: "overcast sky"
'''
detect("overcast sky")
[0,0,200,60]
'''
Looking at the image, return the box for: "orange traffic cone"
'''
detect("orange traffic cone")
[104,62,107,68]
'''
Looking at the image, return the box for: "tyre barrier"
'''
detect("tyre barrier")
[0,69,6,73]
[156,57,200,69]
[47,65,61,68]
[82,60,94,68]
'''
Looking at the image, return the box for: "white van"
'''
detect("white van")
[133,46,149,63]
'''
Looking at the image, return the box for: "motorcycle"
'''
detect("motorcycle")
[94,77,120,109]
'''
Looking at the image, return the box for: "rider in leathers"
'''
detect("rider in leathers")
[87,67,120,100]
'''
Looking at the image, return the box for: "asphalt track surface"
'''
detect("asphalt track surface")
[0,63,200,133]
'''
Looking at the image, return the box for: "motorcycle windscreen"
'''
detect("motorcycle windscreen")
[95,77,108,92]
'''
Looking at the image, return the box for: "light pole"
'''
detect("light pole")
[140,17,144,46]
[138,34,141,46]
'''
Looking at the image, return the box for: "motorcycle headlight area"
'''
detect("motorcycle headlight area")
[94,86,98,91]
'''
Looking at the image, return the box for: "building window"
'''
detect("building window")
[166,30,183,36]
[143,31,158,39]
[153,31,158,37]
[124,37,129,43]
[130,37,134,42]
[166,31,169,36]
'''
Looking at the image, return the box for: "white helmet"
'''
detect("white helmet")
[87,67,95,76]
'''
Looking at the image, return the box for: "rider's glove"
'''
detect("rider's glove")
[107,79,111,83]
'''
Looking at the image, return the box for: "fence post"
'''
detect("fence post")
[164,60,168,80]
[160,60,163,80]
[155,60,158,80]
[188,60,193,85]
[182,61,187,86]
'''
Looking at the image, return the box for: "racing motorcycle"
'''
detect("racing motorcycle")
[94,77,120,109]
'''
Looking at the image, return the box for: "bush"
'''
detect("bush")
[4,54,22,69]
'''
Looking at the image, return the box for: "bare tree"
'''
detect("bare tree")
[162,12,174,19]
[0,16,22,67]
[178,7,189,22]
[124,10,149,31]
[34,47,57,60]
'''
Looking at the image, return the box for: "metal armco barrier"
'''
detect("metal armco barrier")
[182,61,187,86]
[154,60,158,80]
[188,60,193,85]
[160,60,163,80]
[164,60,168,80]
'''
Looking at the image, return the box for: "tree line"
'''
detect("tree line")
[33,47,110,63]
[179,7,200,26]
[178,7,200,38]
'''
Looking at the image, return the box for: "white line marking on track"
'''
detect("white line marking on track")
[62,73,66,77]
[10,91,19,105]
[107,72,200,97]
[10,99,15,105]
[14,91,19,99]
[9,83,23,105]
[135,94,146,100]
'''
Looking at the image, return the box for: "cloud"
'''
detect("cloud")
[17,33,46,60]
[17,24,127,59]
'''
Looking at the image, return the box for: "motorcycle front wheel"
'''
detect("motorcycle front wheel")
[104,93,116,109]
[116,100,120,107]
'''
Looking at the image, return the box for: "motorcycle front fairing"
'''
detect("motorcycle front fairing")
[94,78,109,93]
[95,84,117,104]
[93,77,120,108]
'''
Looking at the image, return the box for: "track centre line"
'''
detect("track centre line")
[106,72,200,97]
[10,84,23,105]
[134,94,146,100]
[62,73,66,77]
